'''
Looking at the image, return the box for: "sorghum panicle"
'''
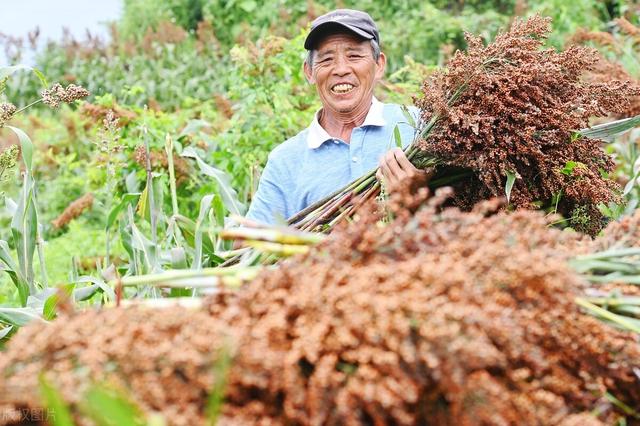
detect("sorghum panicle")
[41,83,90,108]
[0,102,17,127]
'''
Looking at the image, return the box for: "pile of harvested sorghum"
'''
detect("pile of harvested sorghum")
[221,191,639,425]
[0,304,235,426]
[3,190,638,425]
[415,15,640,236]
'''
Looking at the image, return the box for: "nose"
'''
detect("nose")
[332,53,351,76]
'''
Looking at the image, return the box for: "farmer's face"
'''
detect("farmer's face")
[304,33,386,117]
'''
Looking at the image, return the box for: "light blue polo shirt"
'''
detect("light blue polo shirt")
[246,97,418,224]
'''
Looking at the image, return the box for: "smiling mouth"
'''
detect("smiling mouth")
[331,83,355,94]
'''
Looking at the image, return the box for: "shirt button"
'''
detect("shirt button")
[352,156,358,163]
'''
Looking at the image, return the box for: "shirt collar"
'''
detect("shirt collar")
[307,97,386,149]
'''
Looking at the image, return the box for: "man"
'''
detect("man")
[246,9,430,225]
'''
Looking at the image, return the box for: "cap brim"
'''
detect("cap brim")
[304,22,374,50]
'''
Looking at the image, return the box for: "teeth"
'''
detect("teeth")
[332,83,354,94]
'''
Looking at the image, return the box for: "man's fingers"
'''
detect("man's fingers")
[379,153,398,181]
[380,162,398,181]
[385,150,405,180]
[393,148,415,173]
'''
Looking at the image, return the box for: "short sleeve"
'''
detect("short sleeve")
[245,154,289,225]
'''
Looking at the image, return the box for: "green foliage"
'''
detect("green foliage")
[39,375,75,426]
[211,32,317,198]
[80,384,147,426]
[528,0,608,47]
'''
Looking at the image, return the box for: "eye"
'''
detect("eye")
[349,54,363,59]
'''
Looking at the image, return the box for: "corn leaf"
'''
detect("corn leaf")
[174,214,216,257]
[0,240,30,305]
[73,276,116,302]
[0,325,13,340]
[6,125,34,171]
[182,147,244,215]
[128,206,161,273]
[43,284,74,320]
[578,115,640,142]
[194,194,214,269]
[107,193,139,231]
[0,306,43,327]
[11,172,38,303]
[169,248,191,297]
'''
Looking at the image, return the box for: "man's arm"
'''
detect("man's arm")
[245,156,289,225]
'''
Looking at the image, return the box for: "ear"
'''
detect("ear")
[303,61,315,84]
[374,51,387,80]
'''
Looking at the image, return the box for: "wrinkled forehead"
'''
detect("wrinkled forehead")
[314,32,371,54]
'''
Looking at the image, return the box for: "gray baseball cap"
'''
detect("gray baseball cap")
[304,9,380,50]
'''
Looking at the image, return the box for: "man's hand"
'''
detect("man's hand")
[376,148,433,192]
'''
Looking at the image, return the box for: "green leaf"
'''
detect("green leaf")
[11,172,38,302]
[0,239,29,305]
[0,64,47,87]
[505,170,517,204]
[136,185,150,220]
[127,207,160,273]
[0,325,13,340]
[169,248,191,297]
[393,124,402,148]
[239,0,257,12]
[561,161,587,177]
[623,172,640,197]
[0,306,42,327]
[39,375,74,426]
[5,125,34,172]
[561,161,577,176]
[194,194,214,269]
[579,115,640,142]
[212,194,226,228]
[177,119,212,140]
[43,285,74,320]
[400,105,416,128]
[107,193,140,231]
[174,214,217,259]
[182,147,244,215]
[80,384,147,426]
[207,344,233,425]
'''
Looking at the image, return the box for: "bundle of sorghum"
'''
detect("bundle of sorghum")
[2,191,639,425]
[415,15,638,234]
[289,15,639,237]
